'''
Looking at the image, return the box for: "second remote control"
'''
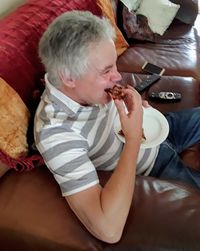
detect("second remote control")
[135,74,161,92]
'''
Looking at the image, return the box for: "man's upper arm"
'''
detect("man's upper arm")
[36,123,100,196]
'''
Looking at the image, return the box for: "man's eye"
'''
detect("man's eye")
[103,70,110,75]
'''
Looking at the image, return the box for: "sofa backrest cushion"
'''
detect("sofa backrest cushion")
[122,5,156,42]
[170,0,199,24]
[0,77,30,159]
[97,0,129,56]
[0,0,101,109]
[0,0,102,171]
[136,0,180,36]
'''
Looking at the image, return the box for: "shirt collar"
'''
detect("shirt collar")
[44,73,103,114]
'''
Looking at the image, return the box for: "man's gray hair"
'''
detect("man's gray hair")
[39,10,116,88]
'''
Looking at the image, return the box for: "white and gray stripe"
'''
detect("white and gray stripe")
[34,75,159,196]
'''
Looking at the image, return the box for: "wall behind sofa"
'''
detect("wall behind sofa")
[0,0,26,19]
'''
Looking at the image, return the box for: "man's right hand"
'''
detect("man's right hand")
[114,86,143,142]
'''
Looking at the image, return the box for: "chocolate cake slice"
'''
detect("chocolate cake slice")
[105,84,126,100]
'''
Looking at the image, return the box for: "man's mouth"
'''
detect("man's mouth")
[105,84,126,100]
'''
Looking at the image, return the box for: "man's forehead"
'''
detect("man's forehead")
[87,40,117,70]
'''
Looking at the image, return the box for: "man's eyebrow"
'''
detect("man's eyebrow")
[100,64,113,73]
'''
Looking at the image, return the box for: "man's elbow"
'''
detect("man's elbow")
[97,225,123,244]
[102,233,122,244]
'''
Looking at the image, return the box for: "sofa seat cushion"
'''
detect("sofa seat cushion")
[117,19,200,79]
[118,73,200,171]
[0,168,200,251]
[143,75,200,171]
[138,75,200,113]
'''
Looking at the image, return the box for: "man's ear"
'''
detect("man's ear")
[59,72,76,88]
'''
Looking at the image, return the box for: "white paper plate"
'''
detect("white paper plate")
[114,107,169,149]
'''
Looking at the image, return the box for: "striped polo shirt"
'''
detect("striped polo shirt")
[34,75,159,196]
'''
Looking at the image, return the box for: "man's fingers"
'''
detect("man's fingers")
[114,99,126,118]
[126,84,134,91]
[142,100,151,108]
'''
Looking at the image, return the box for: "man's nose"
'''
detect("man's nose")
[111,69,122,82]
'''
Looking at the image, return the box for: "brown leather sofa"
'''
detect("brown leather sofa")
[0,1,200,250]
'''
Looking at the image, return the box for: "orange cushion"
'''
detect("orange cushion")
[97,0,129,56]
[0,78,30,159]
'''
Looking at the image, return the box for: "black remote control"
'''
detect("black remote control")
[135,74,161,92]
[149,91,182,101]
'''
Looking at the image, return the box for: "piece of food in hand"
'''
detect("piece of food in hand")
[118,128,146,142]
[105,84,126,100]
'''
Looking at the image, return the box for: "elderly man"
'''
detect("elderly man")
[34,10,200,243]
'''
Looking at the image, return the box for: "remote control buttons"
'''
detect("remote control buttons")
[149,91,182,101]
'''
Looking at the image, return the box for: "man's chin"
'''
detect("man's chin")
[103,95,112,104]
[95,94,112,105]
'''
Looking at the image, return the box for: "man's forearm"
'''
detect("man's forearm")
[100,138,140,236]
[65,138,141,243]
[66,138,141,243]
